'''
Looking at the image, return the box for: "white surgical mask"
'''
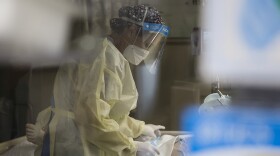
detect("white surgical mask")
[123,45,149,65]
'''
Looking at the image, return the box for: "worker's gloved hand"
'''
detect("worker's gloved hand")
[134,141,160,156]
[135,135,151,142]
[142,124,165,138]
[26,124,45,145]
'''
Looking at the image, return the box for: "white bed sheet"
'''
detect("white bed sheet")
[0,141,36,156]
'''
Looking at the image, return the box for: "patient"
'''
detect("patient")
[26,107,51,156]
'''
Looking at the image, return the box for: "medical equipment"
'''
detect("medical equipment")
[199,78,231,113]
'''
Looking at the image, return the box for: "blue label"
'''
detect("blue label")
[143,23,170,37]
[181,107,280,153]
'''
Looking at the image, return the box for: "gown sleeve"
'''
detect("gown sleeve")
[124,116,145,138]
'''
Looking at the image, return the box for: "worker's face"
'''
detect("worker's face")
[122,25,156,49]
[122,24,165,54]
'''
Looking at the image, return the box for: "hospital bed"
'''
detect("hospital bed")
[0,131,191,156]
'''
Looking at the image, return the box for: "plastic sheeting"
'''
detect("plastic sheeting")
[138,134,191,156]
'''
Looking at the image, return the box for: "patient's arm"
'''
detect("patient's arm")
[26,107,51,145]
[26,124,45,145]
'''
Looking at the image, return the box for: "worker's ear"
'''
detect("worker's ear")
[122,24,139,42]
[126,24,139,39]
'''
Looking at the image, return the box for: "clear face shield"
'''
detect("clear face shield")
[122,22,169,73]
[121,8,170,74]
[142,23,169,74]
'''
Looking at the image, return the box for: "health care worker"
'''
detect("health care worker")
[27,4,170,156]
